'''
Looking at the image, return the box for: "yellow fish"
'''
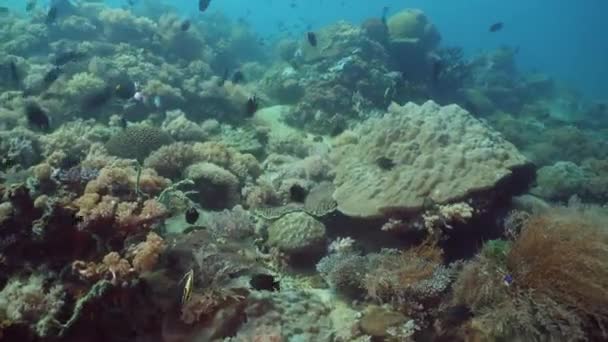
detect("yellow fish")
[180,269,194,305]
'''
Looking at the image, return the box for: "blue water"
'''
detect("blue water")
[12,1,606,99]
[163,0,608,100]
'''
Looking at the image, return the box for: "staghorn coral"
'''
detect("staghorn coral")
[452,206,608,341]
[105,124,173,161]
[332,101,530,218]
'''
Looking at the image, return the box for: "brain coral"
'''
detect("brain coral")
[332,101,529,218]
[105,125,173,161]
[386,9,440,51]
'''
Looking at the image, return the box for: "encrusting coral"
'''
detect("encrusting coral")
[332,100,530,218]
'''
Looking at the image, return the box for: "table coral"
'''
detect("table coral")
[332,101,530,218]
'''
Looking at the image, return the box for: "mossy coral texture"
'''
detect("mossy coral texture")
[105,125,173,161]
[332,101,529,218]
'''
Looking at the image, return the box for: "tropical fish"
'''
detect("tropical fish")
[46,6,58,24]
[26,0,37,12]
[199,0,211,12]
[6,61,21,88]
[375,156,395,170]
[180,269,195,305]
[245,95,259,116]
[381,6,389,25]
[180,19,191,31]
[41,66,62,90]
[249,273,280,292]
[24,102,51,131]
[114,77,137,100]
[185,207,199,224]
[489,22,504,32]
[53,50,86,66]
[0,7,9,15]
[80,86,113,110]
[231,70,245,84]
[289,184,308,203]
[306,31,317,47]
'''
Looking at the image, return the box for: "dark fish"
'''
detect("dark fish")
[114,77,136,99]
[7,61,21,87]
[53,50,86,66]
[312,135,323,142]
[24,102,51,131]
[306,31,317,47]
[289,184,308,203]
[41,66,62,90]
[80,86,113,110]
[199,0,211,12]
[249,273,280,292]
[0,6,9,15]
[185,207,199,224]
[489,22,504,32]
[431,59,443,84]
[26,0,37,12]
[119,116,128,129]
[440,305,473,329]
[46,6,58,24]
[381,6,389,25]
[180,19,191,31]
[245,95,259,116]
[218,68,229,86]
[376,156,395,170]
[231,70,245,84]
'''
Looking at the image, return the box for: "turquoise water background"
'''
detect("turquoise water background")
[12,0,608,100]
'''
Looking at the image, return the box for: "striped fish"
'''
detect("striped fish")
[180,269,194,306]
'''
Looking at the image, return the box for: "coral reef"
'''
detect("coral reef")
[452,206,608,341]
[105,125,173,161]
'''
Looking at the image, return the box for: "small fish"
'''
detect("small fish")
[0,6,9,15]
[249,273,280,292]
[503,274,513,286]
[153,95,162,108]
[245,95,259,116]
[312,135,323,142]
[431,59,443,84]
[376,156,395,170]
[46,6,58,24]
[185,207,199,224]
[217,68,229,86]
[24,102,51,131]
[26,0,37,12]
[53,50,86,66]
[440,305,474,329]
[180,269,195,305]
[180,19,191,31]
[119,116,128,129]
[306,31,317,47]
[114,78,136,99]
[381,6,389,25]
[80,86,113,110]
[7,61,21,87]
[199,0,211,12]
[289,184,307,203]
[489,22,504,32]
[41,66,62,90]
[231,70,245,84]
